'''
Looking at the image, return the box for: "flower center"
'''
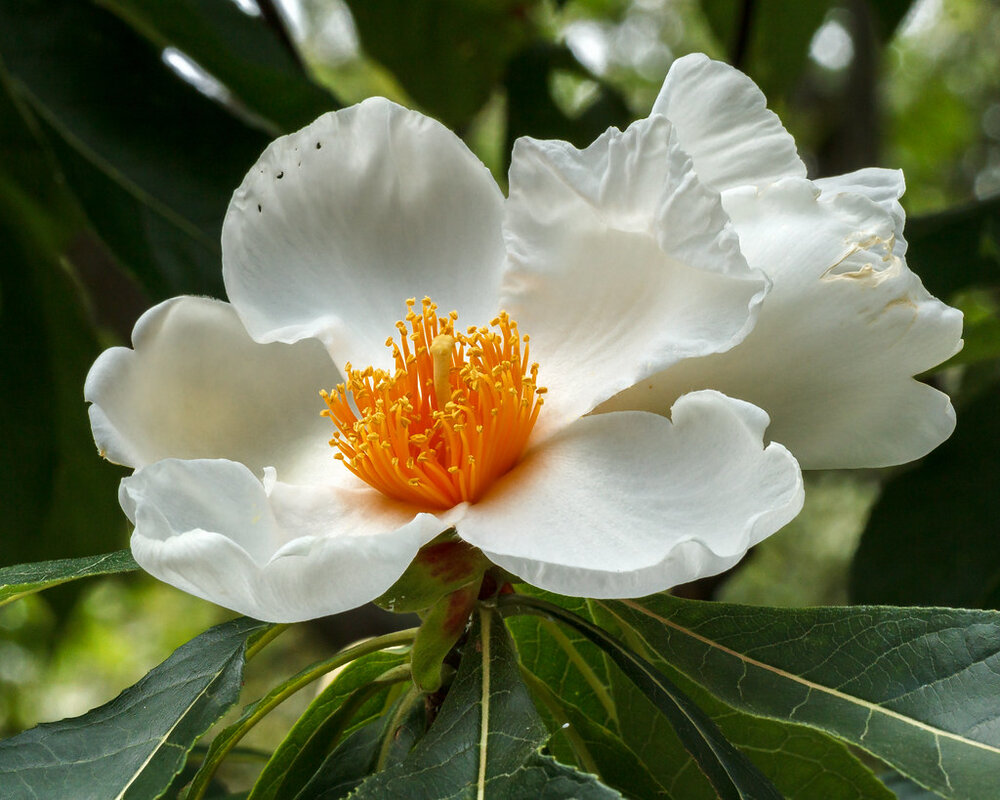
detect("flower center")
[321,297,545,509]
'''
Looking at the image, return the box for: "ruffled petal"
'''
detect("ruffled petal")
[456,391,803,598]
[503,114,767,438]
[814,167,907,256]
[651,53,806,193]
[602,178,963,469]
[124,458,445,622]
[223,98,505,370]
[84,296,340,484]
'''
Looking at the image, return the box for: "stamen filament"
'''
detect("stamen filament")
[321,298,544,509]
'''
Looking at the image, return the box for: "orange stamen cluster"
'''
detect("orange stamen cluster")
[321,297,545,509]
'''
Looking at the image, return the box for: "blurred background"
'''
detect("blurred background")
[0,0,997,742]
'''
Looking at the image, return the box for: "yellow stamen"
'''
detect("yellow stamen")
[320,298,545,509]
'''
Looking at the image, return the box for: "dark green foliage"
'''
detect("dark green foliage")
[604,594,1000,800]
[351,607,622,799]
[0,0,269,300]
[0,617,269,800]
[851,383,1000,608]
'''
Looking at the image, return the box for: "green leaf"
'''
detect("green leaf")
[248,651,407,800]
[881,771,941,799]
[0,75,128,567]
[184,628,417,800]
[501,594,782,800]
[851,383,1000,608]
[0,0,271,300]
[96,0,338,133]
[297,695,426,799]
[519,666,670,800]
[344,0,531,129]
[906,195,1000,299]
[0,213,129,566]
[510,591,891,799]
[503,44,631,170]
[0,550,139,608]
[0,616,270,800]
[351,605,623,799]
[294,719,384,800]
[701,0,833,96]
[603,594,1000,800]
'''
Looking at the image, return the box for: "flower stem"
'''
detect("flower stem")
[244,622,289,661]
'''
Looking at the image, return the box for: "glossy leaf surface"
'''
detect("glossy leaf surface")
[603,595,1000,800]
[509,592,892,800]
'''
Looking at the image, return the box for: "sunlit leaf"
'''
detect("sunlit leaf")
[0,617,269,800]
[602,595,1000,800]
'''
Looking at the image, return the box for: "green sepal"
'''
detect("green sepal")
[411,581,480,693]
[374,535,489,614]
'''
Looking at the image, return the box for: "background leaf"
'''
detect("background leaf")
[344,0,532,129]
[850,382,1000,608]
[906,197,1000,299]
[0,0,270,301]
[0,616,269,800]
[701,0,833,95]
[0,71,128,567]
[96,0,338,134]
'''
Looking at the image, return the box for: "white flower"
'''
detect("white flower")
[85,54,959,623]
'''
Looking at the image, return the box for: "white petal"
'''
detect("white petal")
[85,297,340,484]
[124,458,444,622]
[814,167,907,256]
[223,98,505,370]
[652,53,806,192]
[457,392,803,598]
[602,178,963,469]
[503,115,767,438]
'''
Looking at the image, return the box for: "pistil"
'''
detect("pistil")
[321,298,544,509]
